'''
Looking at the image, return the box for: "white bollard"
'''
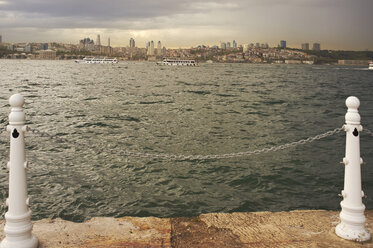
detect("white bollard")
[1,94,38,248]
[335,96,371,242]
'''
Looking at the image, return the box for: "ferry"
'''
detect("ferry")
[157,58,198,66]
[75,57,118,64]
[369,62,373,70]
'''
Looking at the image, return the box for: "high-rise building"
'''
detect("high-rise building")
[129,38,135,48]
[0,35,2,43]
[108,37,110,47]
[221,42,226,50]
[280,40,286,49]
[150,41,155,55]
[157,41,161,55]
[96,34,101,46]
[312,43,320,51]
[227,42,231,49]
[301,43,309,50]
[233,40,237,49]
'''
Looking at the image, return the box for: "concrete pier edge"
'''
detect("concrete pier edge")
[1,209,371,247]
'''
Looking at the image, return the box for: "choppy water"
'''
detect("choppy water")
[0,60,372,222]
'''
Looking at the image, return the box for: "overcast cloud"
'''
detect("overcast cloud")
[0,0,372,50]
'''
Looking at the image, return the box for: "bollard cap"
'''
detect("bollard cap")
[345,96,360,125]
[346,96,360,110]
[9,94,25,108]
[9,94,25,125]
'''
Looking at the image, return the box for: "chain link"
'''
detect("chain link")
[364,128,373,137]
[26,126,344,161]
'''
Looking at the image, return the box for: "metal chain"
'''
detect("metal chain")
[364,128,373,137]
[27,126,344,161]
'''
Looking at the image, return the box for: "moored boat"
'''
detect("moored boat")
[157,58,197,66]
[369,62,373,70]
[75,57,118,64]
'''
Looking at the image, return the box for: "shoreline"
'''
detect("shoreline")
[1,210,371,247]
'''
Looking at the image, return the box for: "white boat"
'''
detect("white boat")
[75,57,118,64]
[369,62,373,70]
[157,58,197,66]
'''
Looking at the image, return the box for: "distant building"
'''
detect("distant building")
[227,42,231,49]
[233,40,237,49]
[243,44,250,52]
[7,44,14,51]
[280,40,286,49]
[221,42,226,50]
[129,38,135,48]
[256,43,260,48]
[25,43,32,53]
[79,38,94,51]
[0,35,2,43]
[157,41,161,55]
[96,35,101,46]
[108,37,110,47]
[301,43,309,50]
[312,43,320,51]
[149,41,154,55]
[39,50,56,60]
[40,43,48,50]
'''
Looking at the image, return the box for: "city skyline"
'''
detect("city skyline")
[0,0,372,50]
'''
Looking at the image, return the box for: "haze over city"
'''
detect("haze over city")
[0,0,372,50]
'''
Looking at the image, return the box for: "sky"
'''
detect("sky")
[0,0,372,50]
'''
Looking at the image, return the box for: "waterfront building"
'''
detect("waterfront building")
[40,43,48,50]
[302,43,309,50]
[280,40,286,49]
[157,41,162,55]
[130,38,135,48]
[25,43,32,53]
[312,43,320,51]
[96,35,101,46]
[7,44,14,51]
[39,49,56,60]
[233,40,237,49]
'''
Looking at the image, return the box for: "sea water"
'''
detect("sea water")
[0,60,372,222]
